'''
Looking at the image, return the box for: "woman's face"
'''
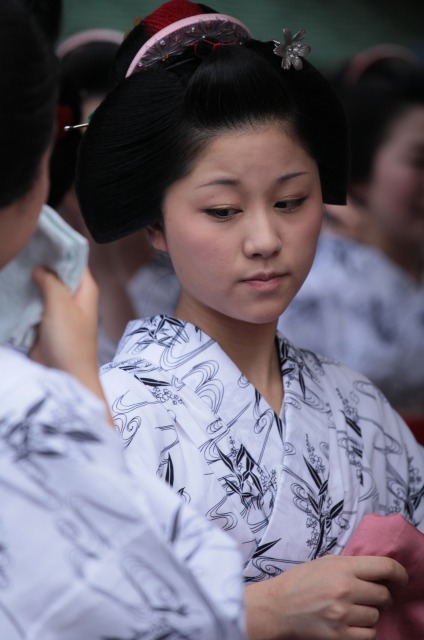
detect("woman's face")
[0,149,50,269]
[358,106,424,246]
[151,123,323,329]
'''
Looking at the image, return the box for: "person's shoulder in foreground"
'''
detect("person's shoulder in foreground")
[0,345,245,640]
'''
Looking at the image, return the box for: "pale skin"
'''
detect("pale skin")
[0,150,112,421]
[149,122,409,639]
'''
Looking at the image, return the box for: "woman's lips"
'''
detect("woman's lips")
[242,273,285,291]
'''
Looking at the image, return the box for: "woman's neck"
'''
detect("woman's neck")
[175,299,284,414]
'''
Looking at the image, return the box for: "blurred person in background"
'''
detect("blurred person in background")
[279,46,424,423]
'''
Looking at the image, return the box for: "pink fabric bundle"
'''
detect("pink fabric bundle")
[342,513,424,639]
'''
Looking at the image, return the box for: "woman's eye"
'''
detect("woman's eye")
[275,198,306,211]
[203,208,240,220]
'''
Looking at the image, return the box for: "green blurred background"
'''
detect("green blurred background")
[61,0,424,74]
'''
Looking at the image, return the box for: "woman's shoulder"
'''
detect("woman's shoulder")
[280,334,422,446]
[0,344,108,427]
[279,332,392,407]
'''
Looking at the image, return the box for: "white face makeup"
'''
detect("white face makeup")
[151,123,323,330]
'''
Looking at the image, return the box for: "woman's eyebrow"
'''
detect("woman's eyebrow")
[195,171,309,190]
[195,178,240,190]
[275,171,309,183]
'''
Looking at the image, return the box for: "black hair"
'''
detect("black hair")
[77,31,349,243]
[0,0,57,208]
[47,79,81,209]
[60,41,120,98]
[331,57,424,185]
[48,39,120,209]
[18,0,62,46]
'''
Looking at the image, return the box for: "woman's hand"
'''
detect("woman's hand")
[30,266,112,419]
[245,554,408,640]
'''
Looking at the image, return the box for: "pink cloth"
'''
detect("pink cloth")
[342,514,424,639]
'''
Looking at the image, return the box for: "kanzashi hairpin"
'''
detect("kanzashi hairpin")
[64,122,89,132]
[273,28,311,70]
[64,111,94,133]
[126,13,251,77]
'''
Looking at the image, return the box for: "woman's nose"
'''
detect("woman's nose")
[243,211,283,258]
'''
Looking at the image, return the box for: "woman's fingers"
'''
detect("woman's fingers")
[345,603,380,628]
[352,555,408,587]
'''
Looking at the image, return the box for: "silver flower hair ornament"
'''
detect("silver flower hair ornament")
[273,28,311,70]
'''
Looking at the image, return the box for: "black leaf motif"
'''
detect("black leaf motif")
[249,471,263,494]
[304,456,322,489]
[252,538,280,559]
[134,377,170,387]
[41,424,57,434]
[275,414,283,439]
[245,449,256,466]
[315,522,325,556]
[65,430,101,443]
[225,478,241,495]
[299,370,306,397]
[236,445,246,466]
[25,397,46,419]
[344,414,362,438]
[217,448,235,472]
[318,478,328,496]
[329,499,344,519]
[309,494,319,514]
[165,454,174,487]
[412,485,424,510]
[326,537,338,552]
[37,450,63,457]
[352,445,363,458]
[246,455,254,473]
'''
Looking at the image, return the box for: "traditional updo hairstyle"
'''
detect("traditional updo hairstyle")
[48,30,122,209]
[0,0,57,208]
[76,0,349,243]
[330,45,424,189]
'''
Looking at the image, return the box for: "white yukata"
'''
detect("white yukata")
[278,231,424,414]
[0,345,245,640]
[101,315,424,582]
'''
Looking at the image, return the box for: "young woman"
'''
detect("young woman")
[278,47,424,419]
[77,1,422,638]
[0,2,244,638]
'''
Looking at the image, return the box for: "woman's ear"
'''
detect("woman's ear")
[147,222,168,252]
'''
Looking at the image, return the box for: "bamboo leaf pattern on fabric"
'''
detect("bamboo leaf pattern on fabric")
[252,538,281,559]
[106,315,424,582]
